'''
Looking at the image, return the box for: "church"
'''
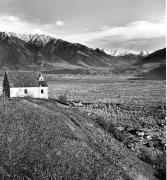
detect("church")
[3,71,48,99]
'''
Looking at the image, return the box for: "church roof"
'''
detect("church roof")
[5,71,48,87]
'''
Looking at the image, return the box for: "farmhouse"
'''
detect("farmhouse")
[3,71,48,99]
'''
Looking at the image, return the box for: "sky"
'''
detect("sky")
[0,0,166,51]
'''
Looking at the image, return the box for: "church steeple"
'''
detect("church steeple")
[38,73,44,81]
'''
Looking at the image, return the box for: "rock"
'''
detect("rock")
[147,135,152,140]
[116,126,124,131]
[78,101,83,107]
[137,131,145,136]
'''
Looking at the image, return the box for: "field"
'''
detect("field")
[0,75,166,179]
[46,75,166,179]
[0,75,166,106]
[47,76,165,105]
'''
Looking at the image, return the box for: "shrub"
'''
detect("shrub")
[58,94,68,104]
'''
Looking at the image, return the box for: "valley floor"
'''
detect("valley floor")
[46,75,165,105]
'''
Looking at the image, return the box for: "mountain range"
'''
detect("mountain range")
[0,32,115,69]
[102,49,150,57]
[0,32,166,79]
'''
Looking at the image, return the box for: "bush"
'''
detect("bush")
[58,94,68,104]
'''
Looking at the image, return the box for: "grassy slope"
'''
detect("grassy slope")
[0,97,158,180]
[137,65,166,80]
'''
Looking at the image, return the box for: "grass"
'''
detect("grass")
[0,97,158,180]
[92,104,166,178]
[46,75,166,179]
[0,75,165,179]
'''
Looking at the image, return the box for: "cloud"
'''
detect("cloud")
[83,28,88,31]
[3,16,19,22]
[0,15,165,51]
[0,15,55,35]
[62,18,166,44]
[100,26,110,31]
[87,36,165,52]
[56,20,64,26]
[0,15,165,42]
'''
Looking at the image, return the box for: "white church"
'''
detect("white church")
[3,71,48,99]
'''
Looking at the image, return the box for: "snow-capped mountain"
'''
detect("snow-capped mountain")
[6,32,55,46]
[0,31,118,69]
[138,51,150,56]
[102,49,150,57]
[0,31,165,79]
[4,32,150,57]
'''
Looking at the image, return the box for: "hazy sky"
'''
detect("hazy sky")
[0,0,165,51]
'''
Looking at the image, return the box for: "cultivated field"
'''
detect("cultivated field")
[47,75,165,105]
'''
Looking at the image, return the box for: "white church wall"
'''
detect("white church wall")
[10,87,48,99]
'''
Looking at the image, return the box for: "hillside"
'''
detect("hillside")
[0,32,165,78]
[0,32,113,70]
[0,32,142,73]
[113,48,166,80]
[137,48,166,80]
[140,48,166,64]
[0,97,158,180]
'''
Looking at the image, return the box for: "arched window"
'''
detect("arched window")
[41,89,44,94]
[24,89,27,94]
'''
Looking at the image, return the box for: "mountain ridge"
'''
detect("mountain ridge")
[7,32,151,57]
[0,31,142,71]
[102,48,150,57]
[0,31,165,79]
